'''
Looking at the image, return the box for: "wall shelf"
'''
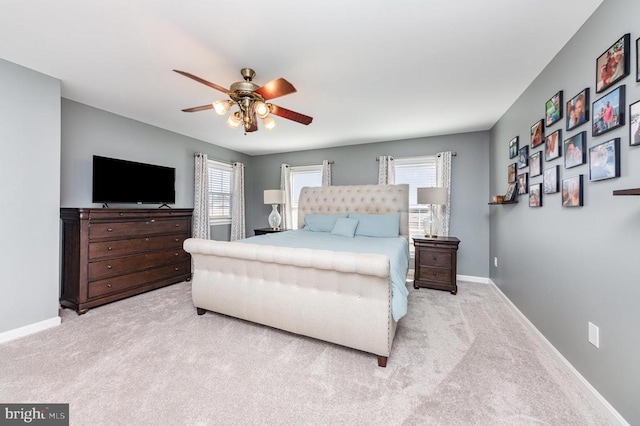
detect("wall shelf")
[488,201,518,205]
[613,188,640,196]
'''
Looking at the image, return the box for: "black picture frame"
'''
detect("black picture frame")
[509,136,519,158]
[517,173,529,195]
[531,120,544,148]
[545,91,563,127]
[508,163,517,183]
[517,146,529,169]
[564,131,587,169]
[637,37,640,82]
[566,88,589,131]
[630,100,640,146]
[543,165,559,194]
[589,138,620,182]
[530,151,542,177]
[592,85,625,137]
[562,175,583,207]
[504,183,517,202]
[545,129,562,161]
[596,33,630,93]
[529,183,542,207]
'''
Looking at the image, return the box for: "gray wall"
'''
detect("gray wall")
[0,59,61,333]
[489,0,639,422]
[248,132,491,278]
[60,99,251,238]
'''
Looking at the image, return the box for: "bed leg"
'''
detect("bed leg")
[377,356,388,368]
[196,307,206,315]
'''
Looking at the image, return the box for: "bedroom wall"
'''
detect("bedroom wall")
[0,59,61,335]
[248,131,490,278]
[60,99,251,239]
[489,0,639,422]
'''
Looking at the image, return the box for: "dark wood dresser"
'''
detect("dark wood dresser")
[254,228,288,236]
[60,208,193,314]
[413,236,461,294]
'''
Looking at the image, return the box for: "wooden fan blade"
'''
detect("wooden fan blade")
[181,104,214,113]
[270,104,313,125]
[254,78,297,100]
[173,70,230,94]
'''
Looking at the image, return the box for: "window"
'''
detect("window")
[393,156,437,251]
[290,165,323,229]
[208,160,232,225]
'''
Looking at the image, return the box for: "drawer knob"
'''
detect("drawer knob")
[175,238,179,242]
[107,265,112,269]
[150,219,155,223]
[175,252,179,256]
[432,272,437,276]
[107,228,113,232]
[145,238,149,241]
[175,267,179,271]
[107,247,113,251]
[106,283,112,288]
[175,224,180,227]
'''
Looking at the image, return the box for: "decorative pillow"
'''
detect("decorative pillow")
[303,213,348,232]
[348,213,400,238]
[331,218,359,238]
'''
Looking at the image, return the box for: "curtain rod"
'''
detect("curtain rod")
[376,152,457,161]
[283,161,334,168]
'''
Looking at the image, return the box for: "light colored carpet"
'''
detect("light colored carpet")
[0,280,608,425]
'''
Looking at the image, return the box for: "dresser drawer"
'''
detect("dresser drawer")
[418,250,451,268]
[89,233,188,260]
[88,249,189,280]
[88,261,190,299]
[89,218,189,239]
[417,266,452,284]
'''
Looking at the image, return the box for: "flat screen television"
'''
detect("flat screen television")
[92,155,176,205]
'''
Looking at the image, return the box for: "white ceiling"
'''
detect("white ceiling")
[0,0,603,156]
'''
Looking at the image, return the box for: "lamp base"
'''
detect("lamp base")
[424,234,439,238]
[268,204,282,230]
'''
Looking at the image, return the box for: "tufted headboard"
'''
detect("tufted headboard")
[297,184,409,238]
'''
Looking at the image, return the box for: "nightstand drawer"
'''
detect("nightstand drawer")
[418,266,451,283]
[419,251,451,268]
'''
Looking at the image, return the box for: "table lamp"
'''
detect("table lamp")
[417,187,447,238]
[263,189,285,230]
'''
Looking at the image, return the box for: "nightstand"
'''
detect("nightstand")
[254,228,288,236]
[412,236,461,294]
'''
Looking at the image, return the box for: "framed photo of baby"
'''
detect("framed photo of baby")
[566,89,589,131]
[596,33,629,93]
[545,129,561,161]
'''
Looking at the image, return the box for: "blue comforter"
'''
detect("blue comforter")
[241,230,410,321]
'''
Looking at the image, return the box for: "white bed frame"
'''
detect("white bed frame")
[183,184,409,367]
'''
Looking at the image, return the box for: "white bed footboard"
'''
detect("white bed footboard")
[184,238,397,363]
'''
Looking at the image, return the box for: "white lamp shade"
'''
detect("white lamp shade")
[264,189,285,204]
[417,187,447,205]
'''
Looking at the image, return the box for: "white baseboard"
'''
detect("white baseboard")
[0,316,61,344]
[457,274,489,284]
[488,279,629,426]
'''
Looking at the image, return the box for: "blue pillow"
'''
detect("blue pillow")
[348,213,400,238]
[303,213,348,232]
[331,218,359,238]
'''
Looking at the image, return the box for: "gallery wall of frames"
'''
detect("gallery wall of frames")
[500,33,640,208]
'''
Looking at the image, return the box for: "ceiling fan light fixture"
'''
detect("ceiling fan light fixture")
[213,100,232,116]
[254,101,270,119]
[262,115,276,130]
[227,111,242,128]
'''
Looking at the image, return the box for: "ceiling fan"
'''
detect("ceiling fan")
[173,68,313,133]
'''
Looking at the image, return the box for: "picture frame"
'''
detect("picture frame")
[564,131,587,169]
[517,145,529,169]
[562,175,583,207]
[637,37,640,82]
[517,173,528,195]
[509,136,519,158]
[529,183,542,207]
[543,165,559,194]
[508,163,517,183]
[592,85,625,137]
[504,182,517,202]
[545,129,562,161]
[531,120,544,148]
[545,91,563,127]
[589,138,620,182]
[530,151,542,177]
[630,100,640,146]
[566,88,589,131]
[596,33,630,93]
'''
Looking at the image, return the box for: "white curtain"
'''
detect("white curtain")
[230,162,245,241]
[280,164,293,229]
[193,153,210,240]
[436,151,453,237]
[322,160,332,186]
[377,156,395,184]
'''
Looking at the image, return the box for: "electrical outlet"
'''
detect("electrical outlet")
[588,322,600,348]
[494,257,498,267]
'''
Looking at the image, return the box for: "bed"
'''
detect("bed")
[183,184,409,366]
